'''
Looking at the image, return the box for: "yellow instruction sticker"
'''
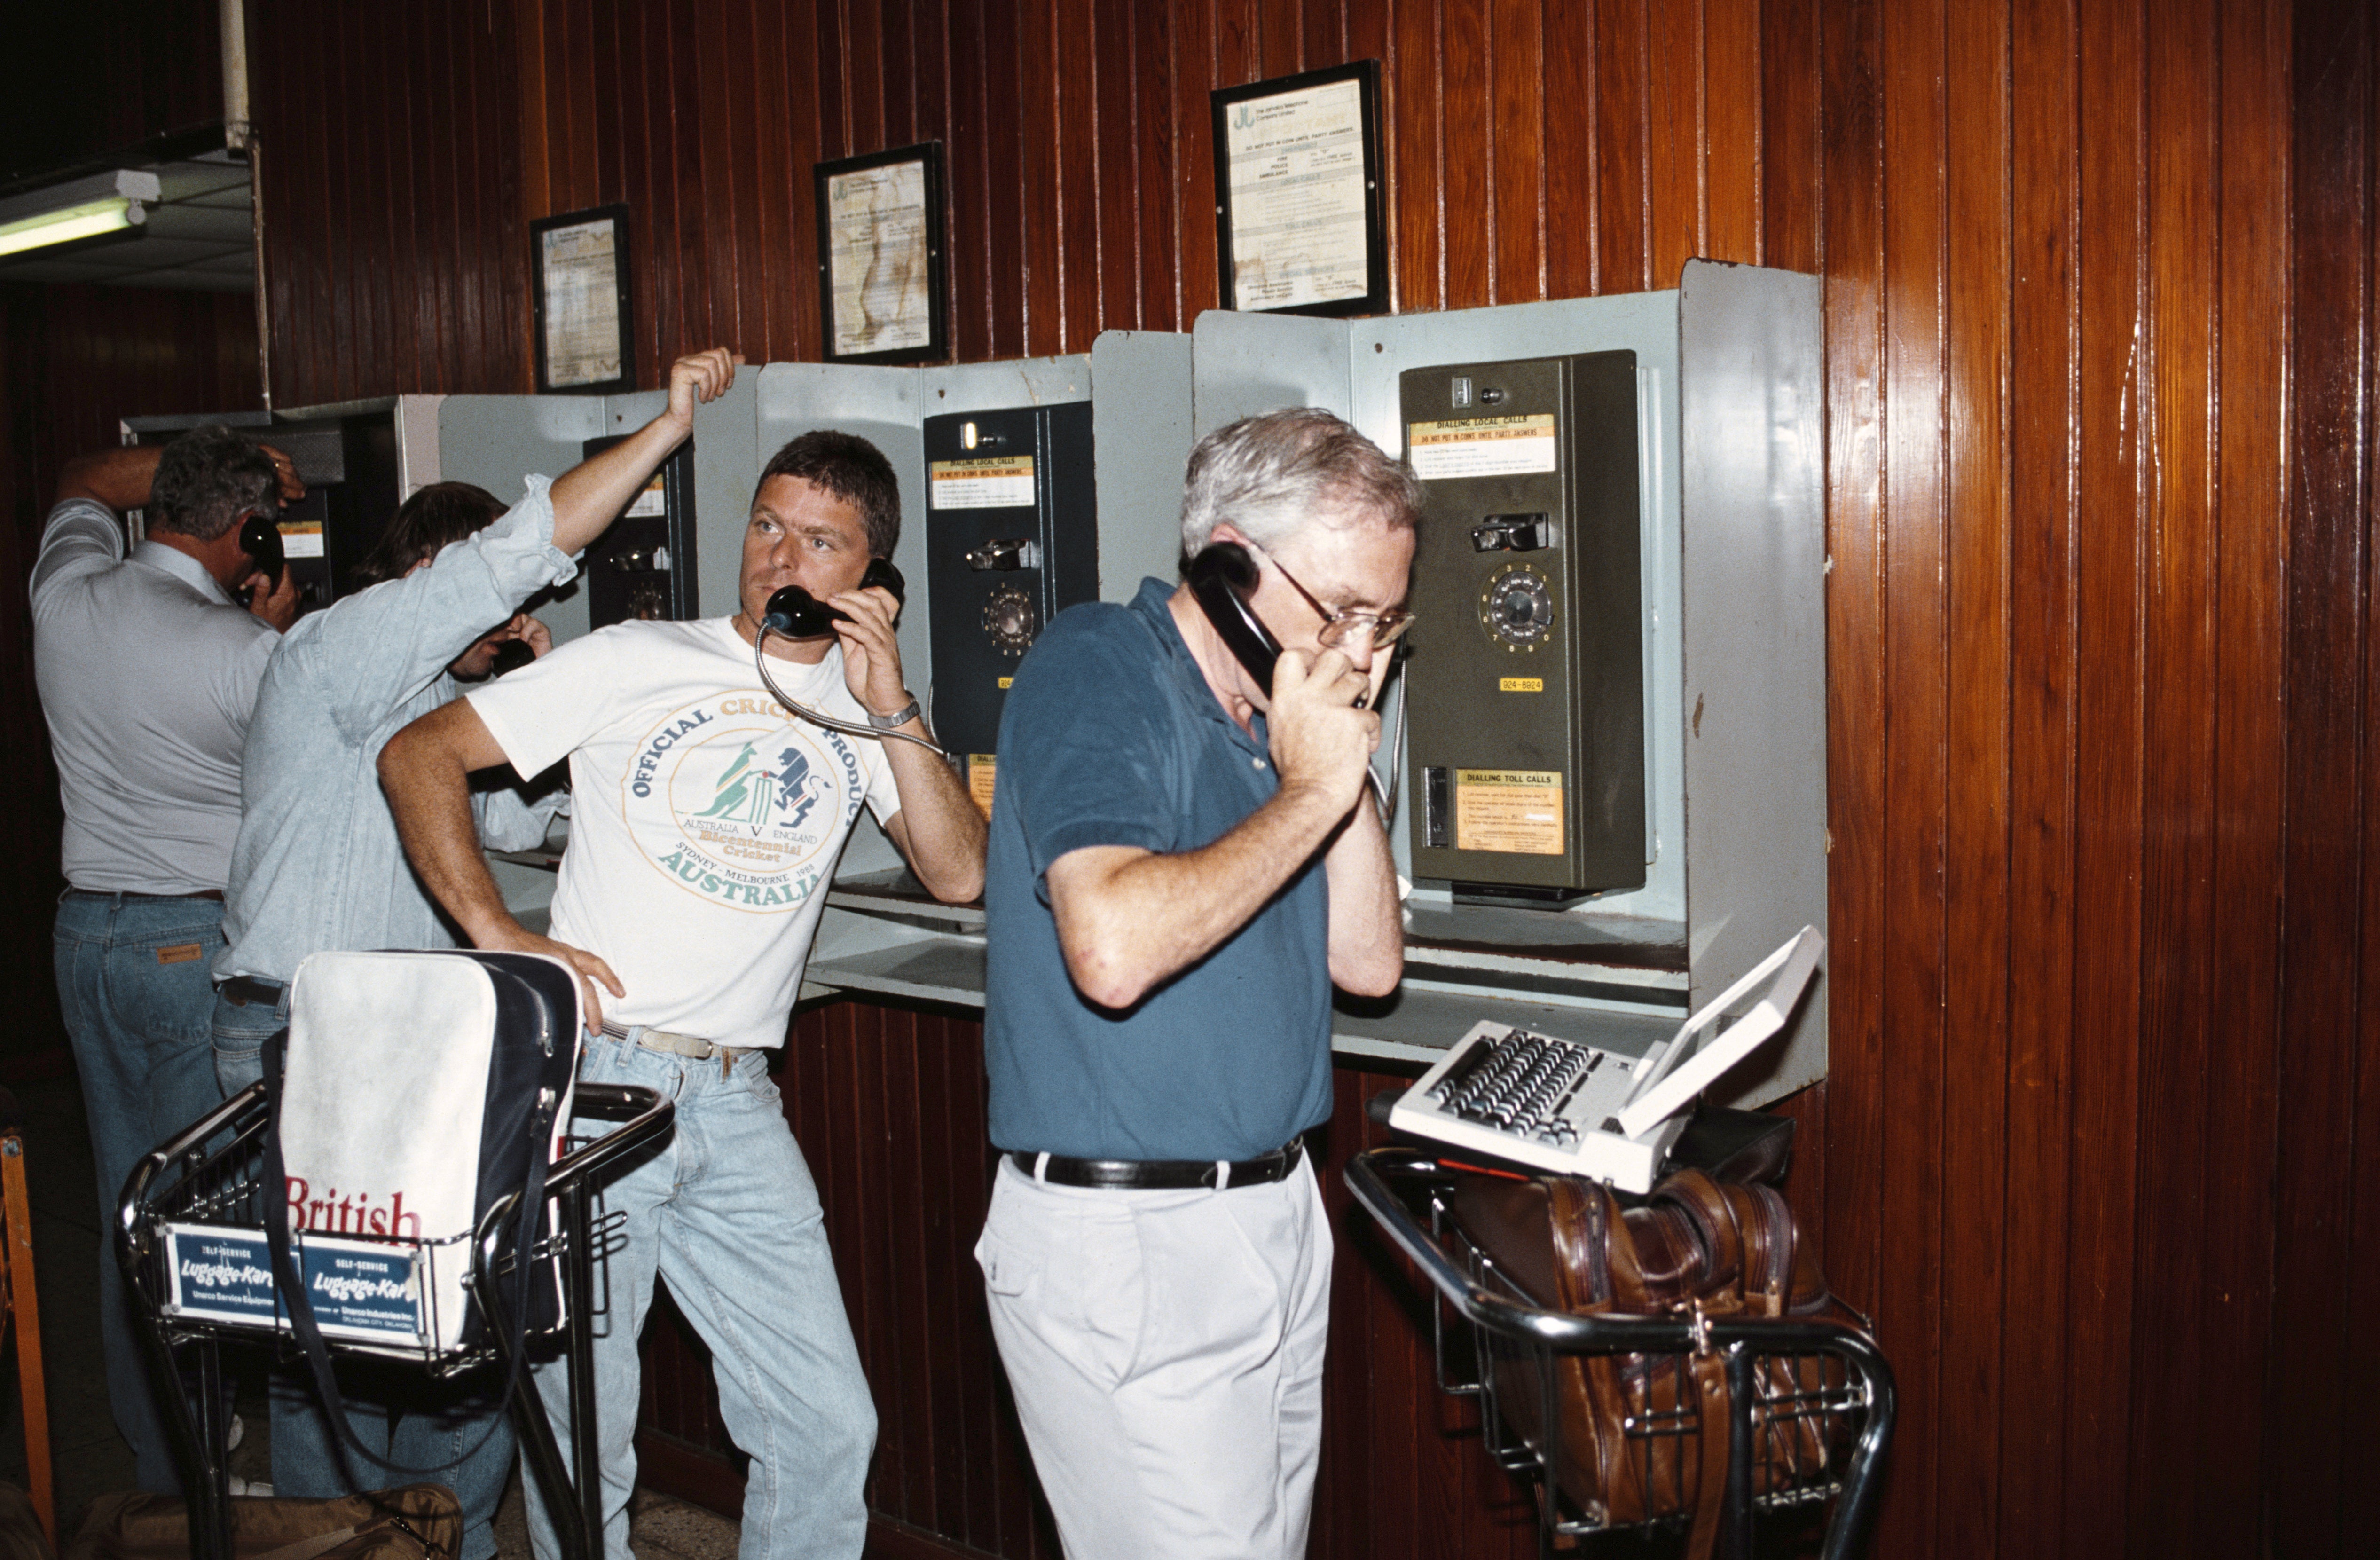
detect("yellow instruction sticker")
[1455,769,1565,855]
[967,754,998,819]
[1406,414,1557,480]
[997,676,1013,690]
[930,456,1036,510]
[1499,677,1544,693]
[277,520,326,559]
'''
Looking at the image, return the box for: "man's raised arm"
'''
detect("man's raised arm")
[546,348,739,557]
[379,699,622,1027]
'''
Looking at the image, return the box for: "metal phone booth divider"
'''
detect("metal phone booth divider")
[117,1079,674,1560]
[1348,1148,1894,1560]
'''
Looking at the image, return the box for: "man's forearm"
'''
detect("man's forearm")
[1322,799,1402,995]
[883,740,987,902]
[381,728,523,945]
[55,446,163,512]
[547,413,687,557]
[1049,781,1351,1009]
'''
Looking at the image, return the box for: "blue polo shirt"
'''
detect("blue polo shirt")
[983,576,1334,1161]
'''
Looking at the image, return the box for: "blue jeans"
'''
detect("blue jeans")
[214,984,514,1560]
[522,1034,875,1560]
[54,890,235,1495]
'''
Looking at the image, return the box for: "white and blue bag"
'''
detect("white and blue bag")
[261,949,582,1474]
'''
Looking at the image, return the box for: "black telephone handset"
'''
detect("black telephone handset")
[239,512,285,587]
[1187,543,1281,695]
[762,558,907,638]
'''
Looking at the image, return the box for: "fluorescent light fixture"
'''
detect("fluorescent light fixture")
[0,170,162,260]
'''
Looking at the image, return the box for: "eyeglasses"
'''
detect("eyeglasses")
[1251,543,1415,649]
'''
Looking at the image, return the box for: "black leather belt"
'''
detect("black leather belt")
[1009,1137,1306,1190]
[220,975,285,1008]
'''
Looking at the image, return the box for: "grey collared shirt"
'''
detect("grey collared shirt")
[217,479,578,983]
[30,499,280,893]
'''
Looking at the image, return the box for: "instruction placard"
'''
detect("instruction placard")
[277,520,325,559]
[930,457,1036,510]
[1454,769,1565,855]
[967,754,997,819]
[1407,415,1558,481]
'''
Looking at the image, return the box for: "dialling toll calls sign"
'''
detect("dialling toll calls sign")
[161,1224,429,1347]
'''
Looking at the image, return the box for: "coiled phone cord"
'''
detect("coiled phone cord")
[753,631,948,756]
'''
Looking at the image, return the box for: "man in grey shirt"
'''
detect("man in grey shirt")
[212,348,737,1560]
[31,426,301,1493]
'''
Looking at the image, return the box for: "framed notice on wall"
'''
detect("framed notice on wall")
[531,205,634,394]
[1211,61,1387,317]
[815,142,948,365]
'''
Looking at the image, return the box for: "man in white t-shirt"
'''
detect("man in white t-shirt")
[379,430,985,1560]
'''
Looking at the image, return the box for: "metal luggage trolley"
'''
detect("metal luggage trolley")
[1347,1148,1895,1559]
[117,1079,674,1560]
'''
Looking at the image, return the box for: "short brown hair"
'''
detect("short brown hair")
[752,431,900,557]
[352,482,508,589]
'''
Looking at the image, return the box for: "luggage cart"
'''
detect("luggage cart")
[1346,1148,1895,1559]
[117,1079,674,1560]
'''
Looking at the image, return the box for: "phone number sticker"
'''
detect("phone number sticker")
[1407,415,1557,480]
[1455,768,1565,855]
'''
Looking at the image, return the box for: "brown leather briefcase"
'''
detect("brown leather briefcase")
[1447,1166,1837,1557]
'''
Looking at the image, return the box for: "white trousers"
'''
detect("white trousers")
[975,1154,1335,1560]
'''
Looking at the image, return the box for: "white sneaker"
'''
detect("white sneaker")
[226,1477,273,1497]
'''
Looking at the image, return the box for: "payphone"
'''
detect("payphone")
[578,436,699,630]
[919,401,1098,809]
[1400,352,1647,903]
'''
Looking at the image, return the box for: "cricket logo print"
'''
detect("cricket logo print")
[627,692,865,912]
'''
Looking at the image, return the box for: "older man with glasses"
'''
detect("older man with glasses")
[976,406,1418,1559]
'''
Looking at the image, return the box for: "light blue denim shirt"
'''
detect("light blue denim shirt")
[215,478,579,982]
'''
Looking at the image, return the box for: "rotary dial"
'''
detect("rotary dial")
[983,584,1039,656]
[1479,566,1555,650]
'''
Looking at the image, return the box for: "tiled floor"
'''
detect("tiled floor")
[0,1072,737,1560]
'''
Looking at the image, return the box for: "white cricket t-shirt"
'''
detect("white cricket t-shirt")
[465,616,901,1049]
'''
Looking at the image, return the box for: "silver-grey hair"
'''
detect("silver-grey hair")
[1178,407,1422,561]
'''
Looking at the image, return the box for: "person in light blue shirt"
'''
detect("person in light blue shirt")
[211,347,738,1560]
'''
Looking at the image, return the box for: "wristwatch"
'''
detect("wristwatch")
[866,694,922,730]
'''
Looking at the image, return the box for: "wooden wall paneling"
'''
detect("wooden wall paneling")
[1592,0,1650,293]
[1390,0,1442,314]
[2190,1,2289,1546]
[1257,0,1300,77]
[1542,0,1599,299]
[1489,0,1544,304]
[1644,0,1700,286]
[1757,0,1817,273]
[697,0,752,352]
[1174,0,1224,323]
[944,0,990,362]
[981,0,1029,360]
[1873,0,1954,1551]
[1131,0,1180,332]
[1936,0,2011,1549]
[1054,0,1103,349]
[1997,0,2081,1548]
[1302,0,1344,71]
[748,0,795,361]
[2063,0,2150,1548]
[849,0,891,155]
[1439,0,1491,309]
[1703,0,1762,266]
[1814,0,1889,1521]
[2271,1,2369,1549]
[2127,0,2224,1548]
[1015,0,1063,356]
[1095,2,1143,331]
[883,0,920,149]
